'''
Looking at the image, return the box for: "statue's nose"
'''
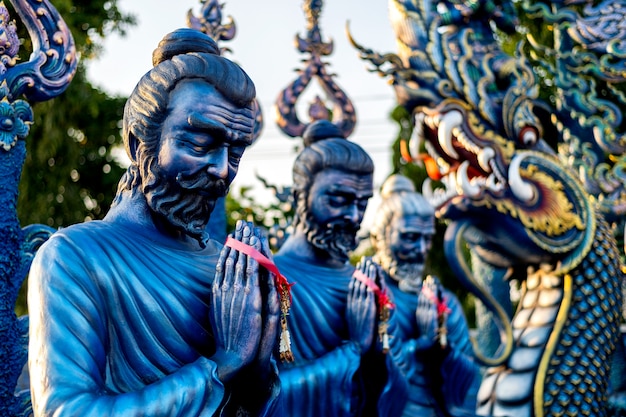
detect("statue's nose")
[206,147,228,179]
[343,203,362,225]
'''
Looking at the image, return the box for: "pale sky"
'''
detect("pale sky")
[87,0,401,228]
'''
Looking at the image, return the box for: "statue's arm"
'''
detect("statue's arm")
[387,289,479,413]
[376,312,410,416]
[438,292,481,410]
[27,237,227,417]
[349,260,409,416]
[275,342,362,417]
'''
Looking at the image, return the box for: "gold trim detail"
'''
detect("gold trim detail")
[533,273,572,417]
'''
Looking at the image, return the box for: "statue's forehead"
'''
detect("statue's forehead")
[312,169,373,196]
[392,214,435,234]
[167,80,254,142]
[168,80,241,113]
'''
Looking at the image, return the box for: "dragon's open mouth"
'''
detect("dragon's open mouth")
[413,108,508,207]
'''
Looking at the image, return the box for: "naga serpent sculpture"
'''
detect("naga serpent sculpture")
[351,0,625,415]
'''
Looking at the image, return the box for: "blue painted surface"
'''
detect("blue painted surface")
[0,141,27,416]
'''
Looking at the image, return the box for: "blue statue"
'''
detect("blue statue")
[27,28,281,416]
[370,174,480,417]
[270,120,407,416]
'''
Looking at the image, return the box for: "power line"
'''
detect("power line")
[260,118,396,128]
[257,97,397,111]
[258,121,400,135]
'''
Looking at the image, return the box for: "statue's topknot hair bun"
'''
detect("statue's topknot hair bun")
[302,120,346,147]
[380,174,416,200]
[152,28,220,66]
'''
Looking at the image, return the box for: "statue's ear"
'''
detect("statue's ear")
[128,131,139,162]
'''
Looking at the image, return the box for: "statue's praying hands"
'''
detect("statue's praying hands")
[211,220,280,383]
[415,275,443,349]
[348,257,379,354]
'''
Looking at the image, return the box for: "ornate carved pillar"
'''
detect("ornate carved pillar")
[0,1,76,414]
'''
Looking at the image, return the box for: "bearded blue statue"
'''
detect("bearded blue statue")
[269,120,408,417]
[370,174,480,417]
[27,28,282,416]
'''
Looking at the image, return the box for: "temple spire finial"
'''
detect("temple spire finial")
[186,0,236,55]
[275,0,356,140]
[187,0,262,143]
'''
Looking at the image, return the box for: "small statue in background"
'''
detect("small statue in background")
[271,120,407,416]
[28,28,281,416]
[370,174,480,417]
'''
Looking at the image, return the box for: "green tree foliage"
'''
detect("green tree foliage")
[18,70,128,227]
[9,0,136,228]
[10,0,136,61]
[226,184,295,251]
[9,0,135,315]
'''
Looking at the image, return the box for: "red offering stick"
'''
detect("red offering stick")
[225,236,295,362]
[352,269,394,353]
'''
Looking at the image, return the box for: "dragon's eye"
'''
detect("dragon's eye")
[519,126,538,147]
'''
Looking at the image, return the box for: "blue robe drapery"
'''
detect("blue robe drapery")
[28,220,280,416]
[388,284,479,417]
[273,254,407,416]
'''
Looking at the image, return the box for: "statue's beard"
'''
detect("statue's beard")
[302,212,360,263]
[140,155,227,244]
[377,250,425,294]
